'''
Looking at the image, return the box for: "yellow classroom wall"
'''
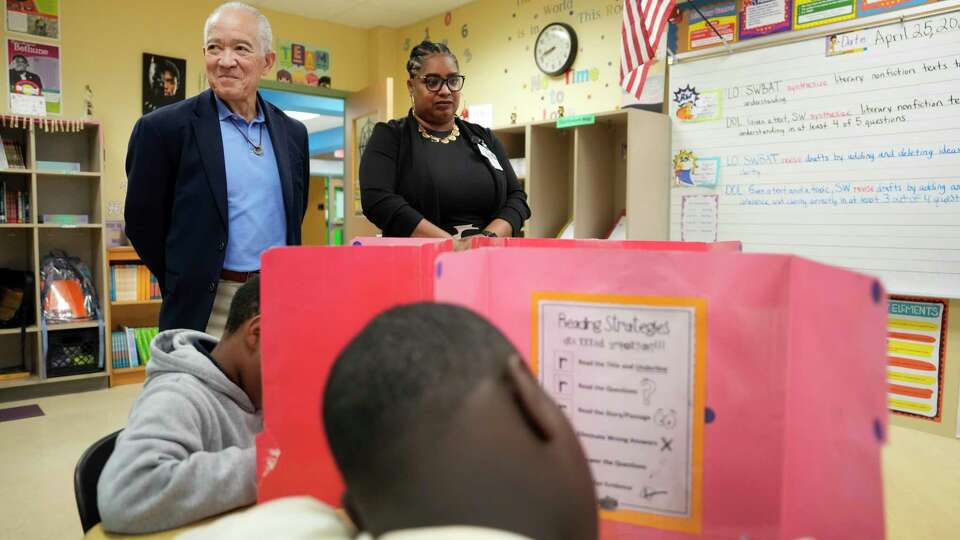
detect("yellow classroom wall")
[367,26,400,92]
[388,0,664,127]
[0,0,371,227]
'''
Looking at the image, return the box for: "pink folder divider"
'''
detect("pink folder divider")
[258,243,885,539]
[351,235,742,253]
[433,248,887,540]
[480,237,742,252]
[257,242,451,504]
[349,236,453,247]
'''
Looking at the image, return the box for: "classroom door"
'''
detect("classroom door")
[344,77,394,241]
[301,175,328,246]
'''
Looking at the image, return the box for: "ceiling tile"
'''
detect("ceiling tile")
[328,4,406,29]
[254,0,475,29]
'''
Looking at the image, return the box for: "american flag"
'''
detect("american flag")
[620,0,676,99]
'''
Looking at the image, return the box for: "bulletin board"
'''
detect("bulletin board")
[670,0,940,53]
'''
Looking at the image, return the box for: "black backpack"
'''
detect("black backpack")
[0,268,35,369]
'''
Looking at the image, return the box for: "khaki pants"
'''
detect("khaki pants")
[205,279,242,339]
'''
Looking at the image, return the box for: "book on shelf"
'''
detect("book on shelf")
[111,331,128,369]
[110,264,161,302]
[0,181,29,224]
[2,140,26,169]
[41,214,89,225]
[36,160,81,173]
[125,327,140,367]
[112,326,159,369]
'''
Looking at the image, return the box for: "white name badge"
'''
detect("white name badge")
[477,143,503,171]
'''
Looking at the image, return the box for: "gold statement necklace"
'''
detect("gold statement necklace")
[418,123,460,144]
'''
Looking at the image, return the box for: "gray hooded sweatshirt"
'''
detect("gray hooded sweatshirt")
[97,330,262,534]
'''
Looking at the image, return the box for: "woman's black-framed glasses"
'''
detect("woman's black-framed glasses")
[418,74,466,93]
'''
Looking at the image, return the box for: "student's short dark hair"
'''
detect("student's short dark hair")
[323,303,516,479]
[12,55,27,63]
[224,275,260,335]
[406,40,459,78]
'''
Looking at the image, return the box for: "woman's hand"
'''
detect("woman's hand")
[484,218,513,238]
[412,219,453,238]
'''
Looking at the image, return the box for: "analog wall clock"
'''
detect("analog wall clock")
[534,22,578,76]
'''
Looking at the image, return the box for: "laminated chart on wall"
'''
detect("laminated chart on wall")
[887,297,947,419]
[669,9,960,297]
[533,293,706,534]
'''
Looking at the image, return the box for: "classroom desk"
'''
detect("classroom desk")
[83,425,958,539]
[83,512,226,540]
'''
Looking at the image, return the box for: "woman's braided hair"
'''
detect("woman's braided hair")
[406,41,459,78]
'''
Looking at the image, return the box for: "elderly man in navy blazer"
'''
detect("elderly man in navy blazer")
[125,2,309,335]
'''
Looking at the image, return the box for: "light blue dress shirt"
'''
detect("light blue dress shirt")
[215,94,287,271]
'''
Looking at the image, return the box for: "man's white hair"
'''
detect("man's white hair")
[204,2,274,54]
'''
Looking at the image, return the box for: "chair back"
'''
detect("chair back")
[74,429,121,533]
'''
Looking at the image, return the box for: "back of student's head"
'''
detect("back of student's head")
[324,303,512,474]
[323,303,598,540]
[224,276,260,336]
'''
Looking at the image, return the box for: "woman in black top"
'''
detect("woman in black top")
[359,41,531,238]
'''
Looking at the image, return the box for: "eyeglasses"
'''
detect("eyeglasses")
[417,74,466,93]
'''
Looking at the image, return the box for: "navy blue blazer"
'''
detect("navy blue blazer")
[124,89,309,331]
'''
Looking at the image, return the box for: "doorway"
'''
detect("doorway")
[259,81,347,245]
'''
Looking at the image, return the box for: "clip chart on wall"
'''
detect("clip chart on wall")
[668,4,960,298]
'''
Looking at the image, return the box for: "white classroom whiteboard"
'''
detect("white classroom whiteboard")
[669,8,960,298]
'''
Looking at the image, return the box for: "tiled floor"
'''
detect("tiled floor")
[0,384,142,540]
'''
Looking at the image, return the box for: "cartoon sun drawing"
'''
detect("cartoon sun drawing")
[673,150,697,186]
[673,85,700,121]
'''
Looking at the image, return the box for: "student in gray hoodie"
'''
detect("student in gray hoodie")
[97,276,263,533]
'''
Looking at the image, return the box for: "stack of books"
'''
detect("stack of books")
[0,139,27,169]
[111,326,160,369]
[109,264,160,302]
[0,181,29,223]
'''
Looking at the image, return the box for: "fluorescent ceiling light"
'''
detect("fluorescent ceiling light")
[284,110,320,122]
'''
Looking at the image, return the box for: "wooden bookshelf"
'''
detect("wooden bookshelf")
[106,245,141,262]
[0,117,110,401]
[0,325,37,336]
[110,366,147,386]
[111,299,162,307]
[47,321,100,332]
[492,108,670,240]
[106,246,159,387]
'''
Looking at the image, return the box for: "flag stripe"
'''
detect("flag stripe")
[623,3,644,69]
[620,0,675,99]
[629,0,652,61]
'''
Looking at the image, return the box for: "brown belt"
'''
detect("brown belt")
[221,269,260,283]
